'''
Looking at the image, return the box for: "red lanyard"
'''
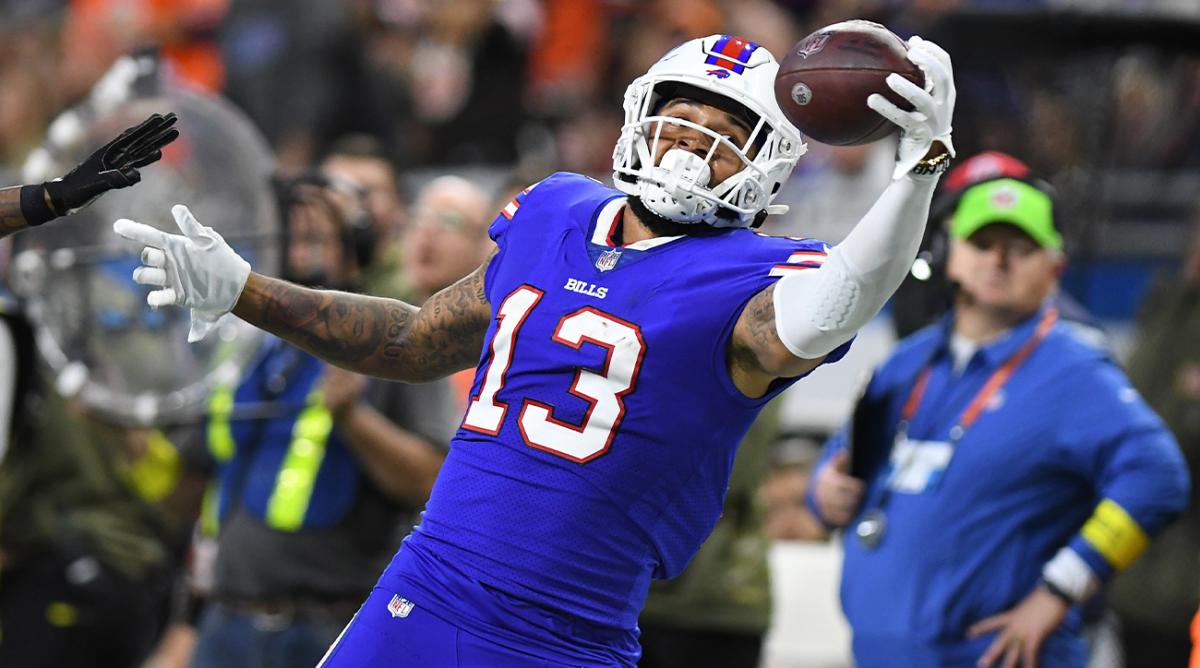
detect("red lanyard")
[898,308,1059,441]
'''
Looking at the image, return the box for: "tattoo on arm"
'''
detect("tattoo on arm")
[729,286,780,376]
[234,252,494,382]
[729,284,822,393]
[0,187,31,239]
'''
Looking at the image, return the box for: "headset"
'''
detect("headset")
[922,171,1060,276]
[892,156,1060,338]
[272,170,378,272]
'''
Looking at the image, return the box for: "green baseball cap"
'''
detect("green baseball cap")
[951,178,1062,251]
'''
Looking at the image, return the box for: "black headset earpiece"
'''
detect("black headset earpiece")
[274,171,378,270]
[923,172,1059,278]
[347,208,377,269]
[321,174,377,270]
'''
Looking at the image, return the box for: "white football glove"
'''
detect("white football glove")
[867,35,956,180]
[113,204,251,342]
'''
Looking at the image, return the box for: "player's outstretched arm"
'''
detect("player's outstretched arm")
[114,204,493,382]
[0,113,178,239]
[730,37,955,396]
[233,259,492,382]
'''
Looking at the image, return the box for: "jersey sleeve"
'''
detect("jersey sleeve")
[484,181,541,301]
[1052,360,1191,582]
[761,236,831,279]
[487,181,540,246]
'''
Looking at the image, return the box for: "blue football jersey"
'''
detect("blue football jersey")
[403,173,845,635]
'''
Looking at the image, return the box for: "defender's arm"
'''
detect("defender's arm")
[1,113,178,240]
[0,187,38,237]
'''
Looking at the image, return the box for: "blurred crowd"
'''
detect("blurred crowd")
[0,1,1199,667]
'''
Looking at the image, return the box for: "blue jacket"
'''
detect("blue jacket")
[811,306,1190,667]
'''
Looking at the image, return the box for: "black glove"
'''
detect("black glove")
[24,112,180,225]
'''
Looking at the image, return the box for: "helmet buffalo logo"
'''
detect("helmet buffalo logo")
[795,32,832,58]
[705,68,732,79]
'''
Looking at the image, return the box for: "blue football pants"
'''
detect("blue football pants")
[317,585,586,667]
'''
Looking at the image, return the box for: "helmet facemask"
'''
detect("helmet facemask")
[612,36,806,229]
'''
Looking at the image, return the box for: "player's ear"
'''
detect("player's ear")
[1051,250,1067,278]
[942,230,967,284]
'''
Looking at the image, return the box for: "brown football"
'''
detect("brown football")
[774,20,924,146]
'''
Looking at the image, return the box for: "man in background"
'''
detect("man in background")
[398,175,493,406]
[320,135,408,299]
[400,175,492,303]
[188,173,458,668]
[812,176,1189,667]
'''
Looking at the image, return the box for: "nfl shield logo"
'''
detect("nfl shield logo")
[795,32,831,58]
[595,249,621,272]
[387,594,414,619]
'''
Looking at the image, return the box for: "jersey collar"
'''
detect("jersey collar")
[590,198,685,251]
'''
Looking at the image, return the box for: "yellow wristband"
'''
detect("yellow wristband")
[1080,499,1149,570]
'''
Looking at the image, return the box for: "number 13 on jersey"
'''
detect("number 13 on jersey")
[462,285,647,463]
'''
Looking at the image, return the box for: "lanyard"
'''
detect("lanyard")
[855,308,1059,550]
[897,308,1059,444]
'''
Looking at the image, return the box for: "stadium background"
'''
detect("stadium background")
[0,0,1197,667]
[5,0,1196,322]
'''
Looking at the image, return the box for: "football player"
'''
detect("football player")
[0,112,178,239]
[115,34,955,667]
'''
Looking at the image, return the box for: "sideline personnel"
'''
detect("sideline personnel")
[811,177,1190,667]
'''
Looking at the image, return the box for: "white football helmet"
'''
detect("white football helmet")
[612,34,806,228]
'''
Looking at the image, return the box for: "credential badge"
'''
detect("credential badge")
[596,248,622,272]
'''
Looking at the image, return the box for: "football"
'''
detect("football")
[773,20,925,146]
